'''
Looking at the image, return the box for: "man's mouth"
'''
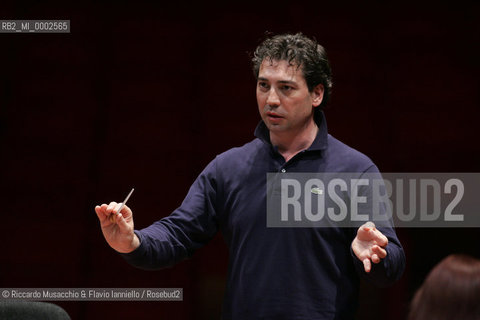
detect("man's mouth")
[266,111,283,119]
[266,111,284,124]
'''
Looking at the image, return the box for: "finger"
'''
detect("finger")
[108,203,124,223]
[116,211,130,230]
[371,229,389,247]
[109,212,118,223]
[114,203,123,214]
[362,258,371,273]
[106,202,118,214]
[372,245,387,259]
[99,204,109,216]
[363,221,375,230]
[95,205,107,222]
[356,224,371,238]
[105,202,120,223]
[371,254,380,264]
[119,204,132,217]
[96,204,110,215]
[358,222,375,237]
[111,203,129,223]
[95,205,104,215]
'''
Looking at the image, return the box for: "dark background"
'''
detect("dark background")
[1,1,479,319]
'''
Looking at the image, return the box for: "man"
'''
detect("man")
[95,33,405,319]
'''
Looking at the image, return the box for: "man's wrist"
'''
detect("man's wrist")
[130,233,140,252]
[116,233,141,254]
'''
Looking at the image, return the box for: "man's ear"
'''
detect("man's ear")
[311,84,324,107]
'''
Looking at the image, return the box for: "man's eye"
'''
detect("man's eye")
[258,82,269,89]
[282,86,293,91]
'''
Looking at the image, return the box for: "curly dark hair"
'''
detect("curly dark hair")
[252,32,333,110]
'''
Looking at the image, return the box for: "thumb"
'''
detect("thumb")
[116,211,131,232]
[363,221,376,231]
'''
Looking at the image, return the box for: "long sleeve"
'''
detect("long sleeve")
[119,159,219,270]
[350,164,406,287]
[350,228,406,287]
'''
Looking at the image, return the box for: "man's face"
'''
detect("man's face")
[256,59,324,134]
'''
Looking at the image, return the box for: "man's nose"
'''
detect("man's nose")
[266,88,280,107]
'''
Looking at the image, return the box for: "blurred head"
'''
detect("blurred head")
[252,33,333,114]
[408,254,480,320]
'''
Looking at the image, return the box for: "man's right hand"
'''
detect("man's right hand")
[95,202,140,253]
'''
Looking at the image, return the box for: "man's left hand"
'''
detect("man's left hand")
[352,222,388,273]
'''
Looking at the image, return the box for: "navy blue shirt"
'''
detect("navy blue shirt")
[121,112,405,319]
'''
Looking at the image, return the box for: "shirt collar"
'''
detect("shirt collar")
[254,111,329,151]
